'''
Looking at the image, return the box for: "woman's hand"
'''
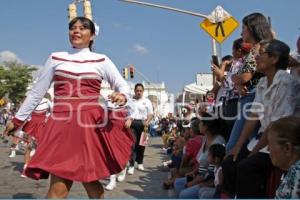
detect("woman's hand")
[223,60,233,67]
[235,85,248,97]
[211,63,224,81]
[125,118,132,129]
[229,145,242,162]
[108,92,127,106]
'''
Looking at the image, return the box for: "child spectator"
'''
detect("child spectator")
[198,144,225,198]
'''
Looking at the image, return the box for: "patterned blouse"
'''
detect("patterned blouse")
[236,47,264,91]
[222,58,244,102]
[276,159,300,198]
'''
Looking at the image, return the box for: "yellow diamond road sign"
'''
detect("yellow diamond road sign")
[200,16,239,44]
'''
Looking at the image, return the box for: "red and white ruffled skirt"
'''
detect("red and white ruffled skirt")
[25,104,134,182]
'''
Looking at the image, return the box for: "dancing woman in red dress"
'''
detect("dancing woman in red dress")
[4,17,134,198]
[20,95,52,177]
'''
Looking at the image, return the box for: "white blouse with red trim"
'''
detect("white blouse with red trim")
[14,48,130,122]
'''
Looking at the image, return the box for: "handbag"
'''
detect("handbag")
[139,126,150,146]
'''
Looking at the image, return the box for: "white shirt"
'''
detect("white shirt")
[15,48,131,121]
[129,97,153,120]
[26,98,52,121]
[34,98,52,112]
[248,70,300,153]
[214,166,222,186]
[290,68,300,85]
[196,135,226,167]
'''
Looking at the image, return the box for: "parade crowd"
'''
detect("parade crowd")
[158,12,300,199]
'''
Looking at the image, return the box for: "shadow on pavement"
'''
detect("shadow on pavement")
[124,166,169,199]
[149,143,162,149]
[12,193,35,199]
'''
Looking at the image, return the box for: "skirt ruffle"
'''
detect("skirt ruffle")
[25,106,134,182]
[22,113,47,142]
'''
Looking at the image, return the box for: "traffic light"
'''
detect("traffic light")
[68,3,77,21]
[122,68,128,79]
[129,66,134,79]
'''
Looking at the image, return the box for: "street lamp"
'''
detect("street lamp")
[119,0,219,84]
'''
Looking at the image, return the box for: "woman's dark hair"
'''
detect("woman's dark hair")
[233,38,252,55]
[190,117,201,135]
[242,13,273,42]
[267,116,300,155]
[209,144,226,162]
[259,39,290,70]
[134,83,144,91]
[233,38,243,51]
[200,112,221,136]
[221,55,233,62]
[69,17,95,51]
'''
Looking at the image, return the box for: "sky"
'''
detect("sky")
[0,0,300,95]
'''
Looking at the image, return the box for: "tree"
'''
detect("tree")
[0,66,7,98]
[0,61,37,105]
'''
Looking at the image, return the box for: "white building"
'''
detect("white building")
[101,80,174,118]
[175,73,213,117]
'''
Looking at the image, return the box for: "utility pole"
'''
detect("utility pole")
[119,0,218,86]
[119,0,207,18]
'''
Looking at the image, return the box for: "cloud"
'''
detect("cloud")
[0,51,22,63]
[113,23,122,29]
[133,44,149,54]
[113,23,132,31]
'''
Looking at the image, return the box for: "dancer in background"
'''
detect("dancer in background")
[20,93,52,178]
[125,83,154,175]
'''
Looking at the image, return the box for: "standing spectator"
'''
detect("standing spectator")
[221,12,274,197]
[218,38,252,142]
[211,55,233,140]
[125,83,154,175]
[225,12,274,153]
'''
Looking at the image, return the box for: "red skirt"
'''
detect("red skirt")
[25,106,134,182]
[22,112,47,142]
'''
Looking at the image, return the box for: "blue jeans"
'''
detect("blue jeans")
[226,91,259,153]
[149,124,157,137]
[174,177,200,198]
[198,187,216,198]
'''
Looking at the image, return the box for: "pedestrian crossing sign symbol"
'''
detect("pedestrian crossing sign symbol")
[200,16,239,43]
